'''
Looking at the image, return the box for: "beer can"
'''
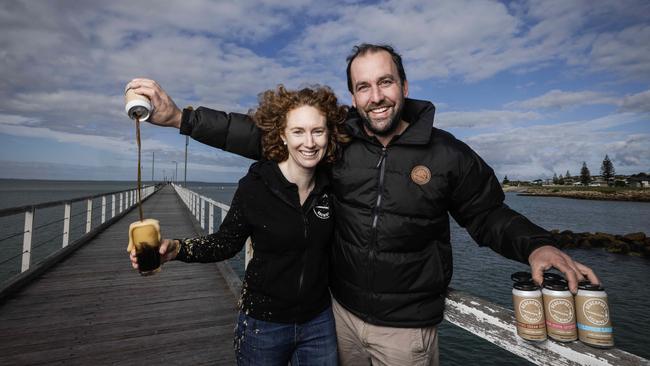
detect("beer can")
[542,280,577,342]
[576,282,614,348]
[513,280,547,341]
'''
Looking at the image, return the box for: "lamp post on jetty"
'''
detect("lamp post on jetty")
[184,135,188,187]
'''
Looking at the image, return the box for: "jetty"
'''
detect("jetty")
[0,184,648,365]
[0,185,239,365]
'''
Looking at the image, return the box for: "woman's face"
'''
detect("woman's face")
[282,105,328,171]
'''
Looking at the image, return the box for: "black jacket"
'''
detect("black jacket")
[176,160,333,323]
[179,98,556,327]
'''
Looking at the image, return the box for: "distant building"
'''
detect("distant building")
[629,177,650,188]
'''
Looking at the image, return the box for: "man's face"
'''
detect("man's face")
[350,50,408,136]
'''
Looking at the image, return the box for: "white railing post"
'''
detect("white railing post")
[101,196,106,223]
[209,203,214,234]
[86,199,92,233]
[200,198,205,229]
[21,208,35,272]
[111,194,116,218]
[62,203,71,247]
[194,195,199,220]
[119,193,123,213]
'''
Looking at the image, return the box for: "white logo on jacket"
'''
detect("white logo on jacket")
[313,193,330,219]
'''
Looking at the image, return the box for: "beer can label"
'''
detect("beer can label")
[544,295,577,341]
[513,295,546,341]
[576,295,614,347]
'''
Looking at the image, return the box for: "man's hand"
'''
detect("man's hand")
[528,245,600,293]
[129,239,180,270]
[125,78,183,128]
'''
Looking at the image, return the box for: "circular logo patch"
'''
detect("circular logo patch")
[583,299,609,325]
[549,298,574,323]
[519,299,543,323]
[313,193,330,219]
[411,165,431,185]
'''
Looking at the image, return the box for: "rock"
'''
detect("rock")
[550,229,648,258]
[578,239,592,249]
[629,241,645,254]
[606,240,630,254]
[624,232,647,242]
[594,232,617,241]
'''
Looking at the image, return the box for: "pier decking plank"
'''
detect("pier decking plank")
[0,186,238,365]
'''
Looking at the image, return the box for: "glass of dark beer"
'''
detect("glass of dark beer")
[128,219,162,276]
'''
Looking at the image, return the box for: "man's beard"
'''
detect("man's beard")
[360,103,404,137]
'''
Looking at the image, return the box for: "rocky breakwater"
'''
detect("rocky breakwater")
[550,230,650,258]
[518,188,650,202]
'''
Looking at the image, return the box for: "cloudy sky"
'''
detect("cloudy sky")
[1,0,649,182]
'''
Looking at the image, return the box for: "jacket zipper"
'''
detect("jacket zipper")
[297,196,316,318]
[368,147,387,319]
[297,213,308,297]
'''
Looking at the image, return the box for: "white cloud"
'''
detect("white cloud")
[0,114,39,126]
[465,113,649,180]
[436,110,541,129]
[618,89,650,114]
[506,90,618,110]
[586,24,650,78]
[284,0,650,83]
[0,0,648,182]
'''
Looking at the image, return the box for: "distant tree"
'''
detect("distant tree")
[552,173,559,184]
[580,162,591,185]
[566,170,571,179]
[558,173,565,185]
[600,154,615,185]
[502,175,510,185]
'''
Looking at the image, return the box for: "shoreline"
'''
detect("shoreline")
[503,186,650,202]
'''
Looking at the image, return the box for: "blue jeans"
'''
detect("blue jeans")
[234,306,338,365]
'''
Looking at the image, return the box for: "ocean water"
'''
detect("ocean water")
[1,180,649,364]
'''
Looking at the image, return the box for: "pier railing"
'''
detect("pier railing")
[172,184,649,366]
[0,184,160,300]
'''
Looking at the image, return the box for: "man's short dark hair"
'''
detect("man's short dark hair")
[346,43,407,93]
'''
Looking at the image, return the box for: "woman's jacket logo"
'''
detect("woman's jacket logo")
[313,193,330,219]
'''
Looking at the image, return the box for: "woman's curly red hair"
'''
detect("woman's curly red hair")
[252,85,349,164]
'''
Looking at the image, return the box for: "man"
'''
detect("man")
[127,43,598,365]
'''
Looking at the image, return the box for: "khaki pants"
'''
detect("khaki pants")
[332,298,439,366]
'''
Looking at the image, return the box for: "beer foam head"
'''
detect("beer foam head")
[127,218,161,252]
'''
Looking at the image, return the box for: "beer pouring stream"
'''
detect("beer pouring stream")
[135,117,144,222]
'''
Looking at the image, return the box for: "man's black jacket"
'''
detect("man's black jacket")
[179,98,555,327]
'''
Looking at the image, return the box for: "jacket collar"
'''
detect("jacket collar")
[346,98,436,146]
[251,160,330,209]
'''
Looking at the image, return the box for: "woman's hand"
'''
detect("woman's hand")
[129,239,180,270]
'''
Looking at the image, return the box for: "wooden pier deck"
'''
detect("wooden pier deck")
[0,185,239,365]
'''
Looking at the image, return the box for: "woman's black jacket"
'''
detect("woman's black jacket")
[176,160,333,324]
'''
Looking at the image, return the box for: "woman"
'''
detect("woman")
[130,85,348,365]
